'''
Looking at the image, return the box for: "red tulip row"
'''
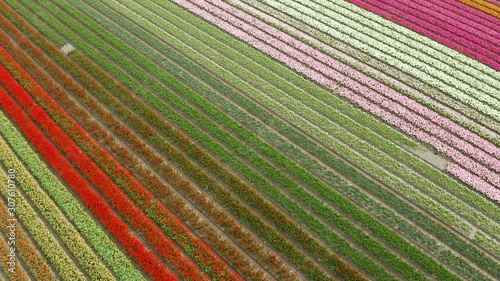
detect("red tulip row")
[0,59,179,281]
[0,85,175,281]
[0,44,214,280]
[0,6,288,280]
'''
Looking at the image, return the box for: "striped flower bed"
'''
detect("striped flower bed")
[0,0,498,280]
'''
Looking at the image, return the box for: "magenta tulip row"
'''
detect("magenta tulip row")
[178,0,499,176]
[347,0,500,70]
[447,163,500,203]
[386,0,499,50]
[173,0,500,195]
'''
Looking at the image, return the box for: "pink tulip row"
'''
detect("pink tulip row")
[348,0,500,70]
[389,0,499,50]
[341,90,500,187]
[447,163,500,203]
[175,0,500,189]
[183,0,500,166]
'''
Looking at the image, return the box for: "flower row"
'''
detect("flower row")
[439,0,500,25]
[167,0,500,239]
[447,163,500,203]
[355,0,499,63]
[103,0,498,272]
[0,124,87,281]
[228,0,500,147]
[206,0,500,164]
[458,0,500,17]
[182,0,499,187]
[408,0,498,40]
[0,64,176,280]
[295,0,500,85]
[0,4,266,280]
[88,0,490,278]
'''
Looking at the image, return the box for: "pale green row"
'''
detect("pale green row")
[0,111,146,281]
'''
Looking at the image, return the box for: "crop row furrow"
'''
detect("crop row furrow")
[458,0,500,17]
[4,32,231,281]
[395,0,499,42]
[82,1,450,278]
[0,112,87,281]
[109,0,500,264]
[0,25,149,281]
[396,0,499,44]
[81,0,496,278]
[301,0,500,90]
[0,55,120,281]
[0,191,31,281]
[161,0,495,221]
[0,10,246,281]
[216,0,500,230]
[136,0,500,264]
[191,0,500,185]
[218,0,500,165]
[32,0,374,279]
[0,180,57,281]
[351,0,500,63]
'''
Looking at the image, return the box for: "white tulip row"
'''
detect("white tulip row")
[262,0,500,120]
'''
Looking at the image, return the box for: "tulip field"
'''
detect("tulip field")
[0,0,498,280]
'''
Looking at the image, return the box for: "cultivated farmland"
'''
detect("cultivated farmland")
[0,0,498,280]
